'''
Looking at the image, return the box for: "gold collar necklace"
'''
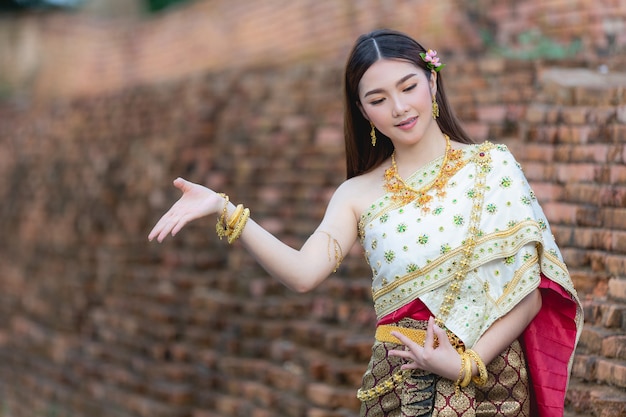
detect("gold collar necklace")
[383,134,466,212]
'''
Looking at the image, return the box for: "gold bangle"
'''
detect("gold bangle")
[215,193,230,240]
[227,207,250,244]
[460,352,472,388]
[227,204,244,229]
[465,349,488,386]
[454,354,465,387]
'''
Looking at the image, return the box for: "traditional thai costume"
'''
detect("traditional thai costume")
[357,141,583,417]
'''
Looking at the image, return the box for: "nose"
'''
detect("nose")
[391,96,409,117]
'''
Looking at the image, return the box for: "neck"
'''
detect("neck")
[393,132,448,175]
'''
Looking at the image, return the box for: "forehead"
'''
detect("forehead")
[358,59,425,95]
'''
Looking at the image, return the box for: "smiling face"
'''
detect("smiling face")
[358,59,438,149]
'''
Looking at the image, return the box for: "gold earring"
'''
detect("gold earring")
[370,122,377,146]
[432,98,439,119]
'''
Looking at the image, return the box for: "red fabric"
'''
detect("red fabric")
[522,274,579,417]
[377,298,432,325]
[377,275,579,417]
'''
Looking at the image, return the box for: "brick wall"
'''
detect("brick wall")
[1,0,625,100]
[0,1,625,416]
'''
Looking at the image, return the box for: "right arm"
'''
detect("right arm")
[148,177,360,292]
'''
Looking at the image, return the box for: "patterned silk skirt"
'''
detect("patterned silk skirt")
[359,319,530,417]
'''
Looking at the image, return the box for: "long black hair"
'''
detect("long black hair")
[343,29,474,179]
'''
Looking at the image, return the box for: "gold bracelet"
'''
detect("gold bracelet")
[460,352,472,388]
[227,207,250,244]
[465,349,488,386]
[215,193,230,240]
[227,204,244,229]
[454,353,465,387]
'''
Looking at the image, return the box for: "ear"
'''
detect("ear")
[429,70,438,98]
[357,101,370,121]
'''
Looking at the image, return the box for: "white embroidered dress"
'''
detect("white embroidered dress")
[358,142,581,348]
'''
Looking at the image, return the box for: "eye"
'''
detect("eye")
[403,84,417,92]
[369,98,385,106]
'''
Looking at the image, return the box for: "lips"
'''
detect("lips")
[396,116,417,129]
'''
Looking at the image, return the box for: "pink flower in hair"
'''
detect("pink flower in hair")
[420,49,445,72]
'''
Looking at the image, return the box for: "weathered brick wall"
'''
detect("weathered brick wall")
[0,1,625,417]
[2,0,625,100]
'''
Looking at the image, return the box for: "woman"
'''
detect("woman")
[149,29,582,416]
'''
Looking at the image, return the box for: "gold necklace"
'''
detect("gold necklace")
[383,135,466,212]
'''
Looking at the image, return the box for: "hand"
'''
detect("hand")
[387,316,461,381]
[148,177,222,243]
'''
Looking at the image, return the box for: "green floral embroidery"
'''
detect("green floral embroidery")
[507,220,517,228]
[521,196,531,205]
[433,206,444,215]
[397,223,408,233]
[371,239,378,250]
[417,234,429,245]
[530,190,537,200]
[504,256,516,265]
[380,213,389,223]
[486,203,497,214]
[466,189,476,198]
[440,244,451,254]
[523,252,533,262]
[403,245,409,252]
[500,176,512,188]
[453,215,465,226]
[439,226,445,232]
[384,251,395,263]
[538,219,547,230]
[406,263,419,273]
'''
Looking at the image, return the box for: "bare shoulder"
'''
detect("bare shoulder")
[333,164,388,219]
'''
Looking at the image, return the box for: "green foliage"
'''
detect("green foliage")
[146,0,192,13]
[481,29,582,60]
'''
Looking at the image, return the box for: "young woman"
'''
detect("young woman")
[149,29,582,417]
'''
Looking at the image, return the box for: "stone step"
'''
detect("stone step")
[566,378,626,417]
[571,354,626,388]
[582,299,626,330]
[578,324,626,356]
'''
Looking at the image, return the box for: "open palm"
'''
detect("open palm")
[148,177,221,243]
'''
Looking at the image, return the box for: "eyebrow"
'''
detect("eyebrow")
[363,73,418,97]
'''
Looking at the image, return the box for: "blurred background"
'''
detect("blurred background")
[0,1,625,416]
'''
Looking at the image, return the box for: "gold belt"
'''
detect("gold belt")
[357,324,465,402]
[375,324,464,350]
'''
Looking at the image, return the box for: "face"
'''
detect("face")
[358,59,437,147]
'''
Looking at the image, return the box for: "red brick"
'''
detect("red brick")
[602,335,626,360]
[608,278,626,301]
[556,163,596,183]
[613,231,626,253]
[601,207,626,230]
[530,181,563,202]
[595,358,626,388]
[572,228,612,251]
[519,143,555,163]
[525,104,548,123]
[561,106,591,124]
[477,105,508,123]
[564,183,601,204]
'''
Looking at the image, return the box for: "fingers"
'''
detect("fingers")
[173,177,187,190]
[148,178,190,242]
